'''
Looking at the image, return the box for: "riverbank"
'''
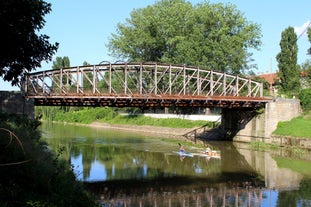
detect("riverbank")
[90,121,193,137]
[48,120,311,149]
[88,121,311,149]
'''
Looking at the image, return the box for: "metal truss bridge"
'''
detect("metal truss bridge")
[23,62,270,108]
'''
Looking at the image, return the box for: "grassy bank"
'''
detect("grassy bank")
[44,107,215,129]
[273,111,311,139]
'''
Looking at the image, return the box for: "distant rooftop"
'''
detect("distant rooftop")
[256,72,279,85]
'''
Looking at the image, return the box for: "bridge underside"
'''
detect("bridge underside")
[31,94,267,108]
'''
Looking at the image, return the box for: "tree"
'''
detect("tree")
[300,60,311,88]
[51,56,71,112]
[52,56,70,69]
[0,0,58,86]
[306,28,311,84]
[307,27,311,55]
[276,27,300,93]
[82,61,95,91]
[108,0,261,74]
[52,56,71,87]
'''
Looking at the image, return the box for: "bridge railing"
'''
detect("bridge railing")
[23,62,263,98]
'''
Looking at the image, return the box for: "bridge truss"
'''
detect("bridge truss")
[23,62,269,108]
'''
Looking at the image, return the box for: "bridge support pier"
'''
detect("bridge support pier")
[220,98,301,141]
[221,108,258,140]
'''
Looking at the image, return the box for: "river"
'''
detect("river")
[40,122,311,207]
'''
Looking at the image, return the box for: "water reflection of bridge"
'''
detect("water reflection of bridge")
[86,181,266,207]
[98,188,265,207]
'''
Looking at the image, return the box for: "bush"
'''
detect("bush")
[0,113,97,207]
[299,88,311,112]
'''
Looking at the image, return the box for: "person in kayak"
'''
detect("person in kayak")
[179,144,185,154]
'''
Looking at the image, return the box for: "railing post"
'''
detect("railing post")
[169,65,172,95]
[76,67,79,93]
[43,72,46,95]
[248,79,251,97]
[183,65,186,95]
[197,68,200,95]
[139,63,142,94]
[236,75,239,96]
[124,64,127,94]
[109,63,112,94]
[210,70,214,96]
[60,68,63,92]
[260,82,263,97]
[154,64,158,95]
[223,73,226,96]
[93,65,96,94]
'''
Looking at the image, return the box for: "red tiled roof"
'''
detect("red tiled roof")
[257,73,279,85]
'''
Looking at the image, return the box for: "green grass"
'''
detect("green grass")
[103,114,211,128]
[273,112,311,138]
[54,107,117,124]
[52,107,214,129]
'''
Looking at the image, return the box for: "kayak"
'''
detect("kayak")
[193,152,221,159]
[172,151,194,157]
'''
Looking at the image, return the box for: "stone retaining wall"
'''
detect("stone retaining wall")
[270,135,311,149]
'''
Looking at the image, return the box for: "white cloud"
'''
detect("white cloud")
[294,21,311,38]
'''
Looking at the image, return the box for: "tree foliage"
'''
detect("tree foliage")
[300,60,311,88]
[0,114,96,206]
[0,0,58,86]
[306,28,311,85]
[307,27,311,55]
[52,56,70,69]
[52,56,71,90]
[108,0,262,74]
[276,27,300,93]
[299,88,311,112]
[82,61,95,91]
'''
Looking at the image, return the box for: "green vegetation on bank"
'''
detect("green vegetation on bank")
[0,113,97,207]
[273,111,311,138]
[37,106,215,129]
[37,104,311,139]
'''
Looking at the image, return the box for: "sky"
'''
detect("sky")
[2,0,311,91]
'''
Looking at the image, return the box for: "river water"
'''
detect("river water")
[41,122,311,207]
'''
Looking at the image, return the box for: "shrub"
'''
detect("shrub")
[0,113,97,207]
[299,88,311,111]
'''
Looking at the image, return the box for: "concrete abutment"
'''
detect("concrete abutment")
[220,98,302,143]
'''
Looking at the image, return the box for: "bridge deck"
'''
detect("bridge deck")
[30,93,270,108]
